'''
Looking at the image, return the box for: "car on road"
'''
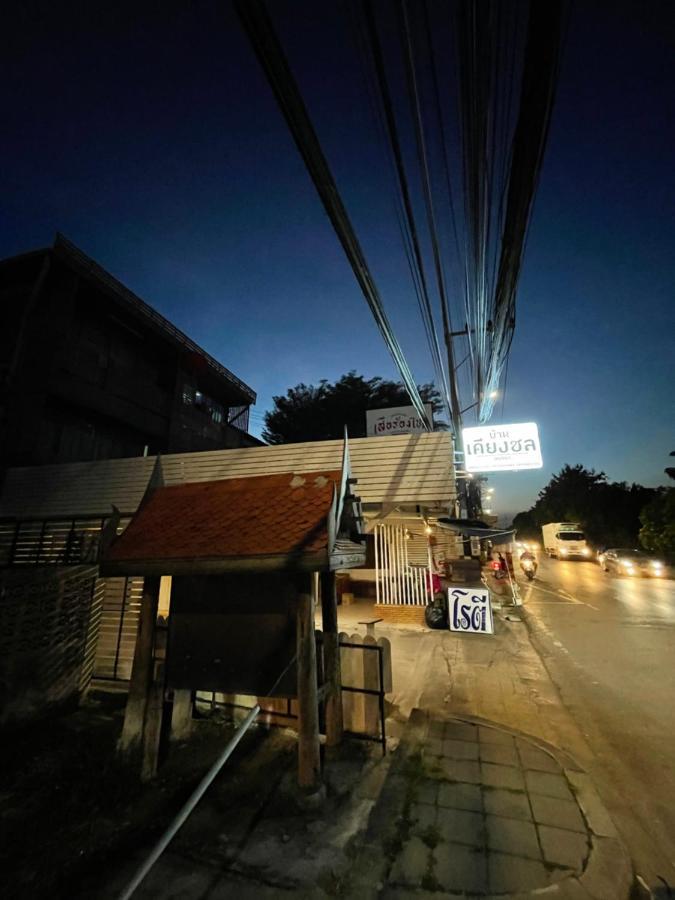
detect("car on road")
[600,549,666,577]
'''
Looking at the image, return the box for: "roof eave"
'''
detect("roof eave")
[99,549,333,578]
[52,233,256,404]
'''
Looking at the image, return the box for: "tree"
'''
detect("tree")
[262,372,445,444]
[511,464,657,547]
[638,451,675,561]
[639,489,675,561]
[511,510,540,541]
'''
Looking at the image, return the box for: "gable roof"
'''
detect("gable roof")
[101,470,346,576]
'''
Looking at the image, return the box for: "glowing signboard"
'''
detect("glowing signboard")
[366,404,433,437]
[462,422,542,473]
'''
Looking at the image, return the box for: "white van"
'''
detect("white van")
[541,523,591,559]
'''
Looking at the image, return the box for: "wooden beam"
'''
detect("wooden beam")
[140,611,170,781]
[320,571,343,746]
[170,690,194,742]
[296,575,321,791]
[118,576,161,756]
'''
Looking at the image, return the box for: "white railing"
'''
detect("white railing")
[374,523,431,606]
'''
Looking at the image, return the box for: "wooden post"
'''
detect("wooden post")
[296,575,321,791]
[171,690,194,741]
[141,614,169,781]
[118,577,160,757]
[320,570,343,746]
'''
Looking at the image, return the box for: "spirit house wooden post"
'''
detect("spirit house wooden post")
[118,576,161,759]
[320,570,343,745]
[296,574,321,790]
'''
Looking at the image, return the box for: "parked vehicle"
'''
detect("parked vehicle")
[541,523,592,559]
[601,549,665,577]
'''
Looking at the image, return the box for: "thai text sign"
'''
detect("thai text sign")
[448,587,494,635]
[366,404,433,437]
[462,422,542,472]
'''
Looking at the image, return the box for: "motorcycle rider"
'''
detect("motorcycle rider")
[519,548,538,577]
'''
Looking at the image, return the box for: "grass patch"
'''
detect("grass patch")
[419,824,441,849]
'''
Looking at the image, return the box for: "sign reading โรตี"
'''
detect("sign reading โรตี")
[462,422,543,473]
[366,404,433,437]
[448,587,494,635]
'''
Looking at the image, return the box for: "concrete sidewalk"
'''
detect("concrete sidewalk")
[110,604,633,899]
[339,603,634,897]
[347,709,631,898]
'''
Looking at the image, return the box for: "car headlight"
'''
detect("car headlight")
[651,561,663,569]
[582,548,590,555]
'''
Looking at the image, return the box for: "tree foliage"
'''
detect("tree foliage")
[638,452,675,560]
[511,464,657,548]
[262,372,445,444]
[639,489,675,561]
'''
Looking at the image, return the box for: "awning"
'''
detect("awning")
[437,517,516,541]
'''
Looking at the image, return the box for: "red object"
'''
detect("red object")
[489,560,501,571]
[426,572,442,594]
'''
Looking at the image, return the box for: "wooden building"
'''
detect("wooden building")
[0,233,259,472]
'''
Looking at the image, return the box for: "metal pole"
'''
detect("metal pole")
[374,524,380,606]
[118,704,260,900]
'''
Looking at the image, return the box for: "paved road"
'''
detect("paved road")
[521,555,675,893]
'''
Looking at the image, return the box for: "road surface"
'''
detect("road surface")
[521,554,675,893]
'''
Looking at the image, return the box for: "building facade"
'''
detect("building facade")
[0,234,259,472]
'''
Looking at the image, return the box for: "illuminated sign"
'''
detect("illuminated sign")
[462,422,542,472]
[366,404,433,437]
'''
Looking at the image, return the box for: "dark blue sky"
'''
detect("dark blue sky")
[2,1,674,517]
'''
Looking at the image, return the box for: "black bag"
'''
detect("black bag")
[425,600,447,629]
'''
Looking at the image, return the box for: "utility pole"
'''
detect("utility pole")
[440,314,474,520]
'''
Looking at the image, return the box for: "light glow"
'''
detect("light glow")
[463,422,543,473]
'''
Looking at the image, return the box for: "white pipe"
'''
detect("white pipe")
[374,523,380,606]
[118,704,260,900]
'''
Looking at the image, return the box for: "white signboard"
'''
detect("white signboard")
[366,404,433,437]
[462,422,543,472]
[448,587,494,635]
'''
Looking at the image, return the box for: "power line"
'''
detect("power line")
[235,0,431,429]
[359,0,451,425]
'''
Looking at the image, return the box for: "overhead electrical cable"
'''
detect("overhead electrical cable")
[235,0,431,429]
[397,0,463,434]
[420,0,473,374]
[360,0,451,426]
[480,0,565,420]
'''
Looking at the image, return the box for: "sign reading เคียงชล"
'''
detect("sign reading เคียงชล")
[366,404,433,437]
[448,587,494,635]
[462,422,543,473]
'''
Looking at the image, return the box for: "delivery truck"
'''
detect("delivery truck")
[541,523,591,559]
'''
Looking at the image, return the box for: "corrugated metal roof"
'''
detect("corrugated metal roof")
[0,432,455,519]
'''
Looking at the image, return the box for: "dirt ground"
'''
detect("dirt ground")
[1,691,385,900]
[0,692,266,899]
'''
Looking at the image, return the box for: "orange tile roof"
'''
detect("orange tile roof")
[104,470,340,570]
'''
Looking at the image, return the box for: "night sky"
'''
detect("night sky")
[2,1,674,518]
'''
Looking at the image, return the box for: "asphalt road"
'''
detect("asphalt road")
[521,555,675,893]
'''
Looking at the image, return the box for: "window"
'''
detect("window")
[557,532,585,541]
